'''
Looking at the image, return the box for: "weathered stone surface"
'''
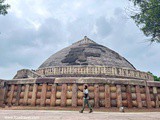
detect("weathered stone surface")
[8,85,15,106]
[135,85,142,108]
[94,84,99,108]
[50,84,57,106]
[40,84,47,106]
[23,84,29,106]
[116,85,122,107]
[61,84,67,107]
[31,84,38,106]
[1,79,160,109]
[39,37,135,69]
[126,85,132,108]
[5,77,147,85]
[153,87,159,108]
[0,80,5,107]
[13,69,42,79]
[105,84,111,108]
[145,86,152,108]
[15,85,21,106]
[72,84,78,107]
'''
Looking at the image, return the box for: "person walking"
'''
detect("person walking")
[79,85,93,113]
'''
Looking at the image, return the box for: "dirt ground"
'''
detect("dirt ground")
[0,109,160,120]
[1,106,160,112]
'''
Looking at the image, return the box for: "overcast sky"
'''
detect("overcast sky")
[0,0,159,79]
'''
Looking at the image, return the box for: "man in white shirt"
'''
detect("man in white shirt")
[79,85,93,113]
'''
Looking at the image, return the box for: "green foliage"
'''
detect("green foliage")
[129,0,160,43]
[148,72,160,81]
[0,0,10,15]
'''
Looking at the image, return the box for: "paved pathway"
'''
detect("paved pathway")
[0,110,160,120]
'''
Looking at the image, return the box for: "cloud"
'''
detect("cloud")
[0,0,159,79]
[96,17,112,38]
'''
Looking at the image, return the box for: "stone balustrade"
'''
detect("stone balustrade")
[36,66,153,81]
[1,78,160,108]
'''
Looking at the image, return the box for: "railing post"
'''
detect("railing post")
[24,84,29,106]
[94,84,99,108]
[40,83,47,106]
[50,84,57,106]
[126,85,132,108]
[153,87,159,108]
[15,85,22,106]
[72,84,78,107]
[136,85,142,108]
[116,85,122,107]
[105,84,111,108]
[8,85,15,106]
[31,84,38,106]
[61,84,67,107]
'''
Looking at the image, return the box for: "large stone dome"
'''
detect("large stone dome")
[39,36,135,70]
[2,38,156,110]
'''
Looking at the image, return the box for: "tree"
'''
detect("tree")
[148,72,160,81]
[129,0,160,43]
[0,0,10,15]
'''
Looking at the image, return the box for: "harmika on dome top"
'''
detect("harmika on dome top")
[39,36,136,70]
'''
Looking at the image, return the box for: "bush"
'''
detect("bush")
[148,72,160,81]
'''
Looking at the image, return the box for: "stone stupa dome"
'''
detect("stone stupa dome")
[14,36,153,81]
[39,36,135,70]
[3,36,155,110]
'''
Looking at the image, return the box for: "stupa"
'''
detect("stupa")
[0,36,160,108]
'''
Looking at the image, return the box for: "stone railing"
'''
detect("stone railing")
[36,66,154,81]
[2,78,160,108]
[13,69,43,79]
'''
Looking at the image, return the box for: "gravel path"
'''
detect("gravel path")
[0,110,160,120]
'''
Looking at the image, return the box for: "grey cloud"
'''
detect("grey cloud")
[38,18,66,44]
[0,14,67,68]
[66,15,96,43]
[0,0,159,79]
[96,17,112,38]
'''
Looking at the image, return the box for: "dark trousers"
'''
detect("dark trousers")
[81,98,92,111]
